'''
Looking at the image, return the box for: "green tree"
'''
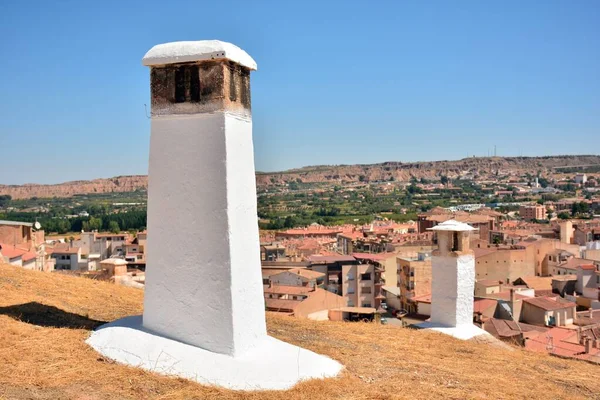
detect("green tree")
[440,176,449,185]
[108,221,120,233]
[558,212,570,220]
[89,216,103,231]
[0,195,11,208]
[56,219,70,234]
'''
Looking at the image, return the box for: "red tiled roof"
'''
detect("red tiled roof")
[264,285,313,295]
[516,276,553,291]
[579,264,597,271]
[473,298,497,314]
[485,318,548,338]
[21,251,37,262]
[0,246,27,259]
[522,296,576,311]
[411,294,432,303]
[525,327,600,361]
[48,243,80,255]
[559,258,596,271]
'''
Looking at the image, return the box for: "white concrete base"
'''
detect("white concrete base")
[86,316,343,391]
[415,322,490,341]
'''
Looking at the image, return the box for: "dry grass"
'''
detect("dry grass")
[0,263,599,400]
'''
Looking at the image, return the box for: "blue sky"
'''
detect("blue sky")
[0,0,598,184]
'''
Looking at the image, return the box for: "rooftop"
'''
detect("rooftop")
[522,296,576,311]
[0,220,33,227]
[142,40,257,70]
[264,285,314,295]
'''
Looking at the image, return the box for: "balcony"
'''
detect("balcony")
[374,279,385,286]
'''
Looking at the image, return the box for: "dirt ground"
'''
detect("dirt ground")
[1,263,599,400]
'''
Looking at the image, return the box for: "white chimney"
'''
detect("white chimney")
[86,40,341,390]
[417,220,489,339]
[141,41,264,356]
[428,220,477,327]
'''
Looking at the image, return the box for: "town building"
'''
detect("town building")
[473,246,532,283]
[575,173,588,185]
[342,263,378,308]
[519,204,546,222]
[49,243,82,271]
[417,208,496,241]
[260,242,286,261]
[264,287,346,320]
[520,297,576,327]
[0,220,43,252]
[397,252,432,313]
[269,268,325,288]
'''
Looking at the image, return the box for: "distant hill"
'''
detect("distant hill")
[255,155,600,186]
[1,262,598,399]
[0,175,148,199]
[1,155,599,199]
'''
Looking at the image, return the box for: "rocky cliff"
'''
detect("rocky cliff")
[0,176,148,199]
[255,155,600,186]
[2,155,599,199]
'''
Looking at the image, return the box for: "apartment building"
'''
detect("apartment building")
[397,252,432,313]
[341,263,380,308]
[519,204,546,222]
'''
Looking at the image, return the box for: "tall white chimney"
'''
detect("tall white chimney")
[140,41,265,356]
[86,40,342,390]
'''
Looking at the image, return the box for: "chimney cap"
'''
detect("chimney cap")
[427,219,478,232]
[142,40,257,70]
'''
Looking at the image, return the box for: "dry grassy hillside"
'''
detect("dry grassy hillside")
[0,264,598,400]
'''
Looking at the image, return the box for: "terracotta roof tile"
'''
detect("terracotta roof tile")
[522,296,576,311]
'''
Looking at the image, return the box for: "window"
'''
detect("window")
[362,303,371,308]
[229,62,237,101]
[347,288,355,294]
[189,65,200,101]
[360,273,371,281]
[175,66,186,103]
